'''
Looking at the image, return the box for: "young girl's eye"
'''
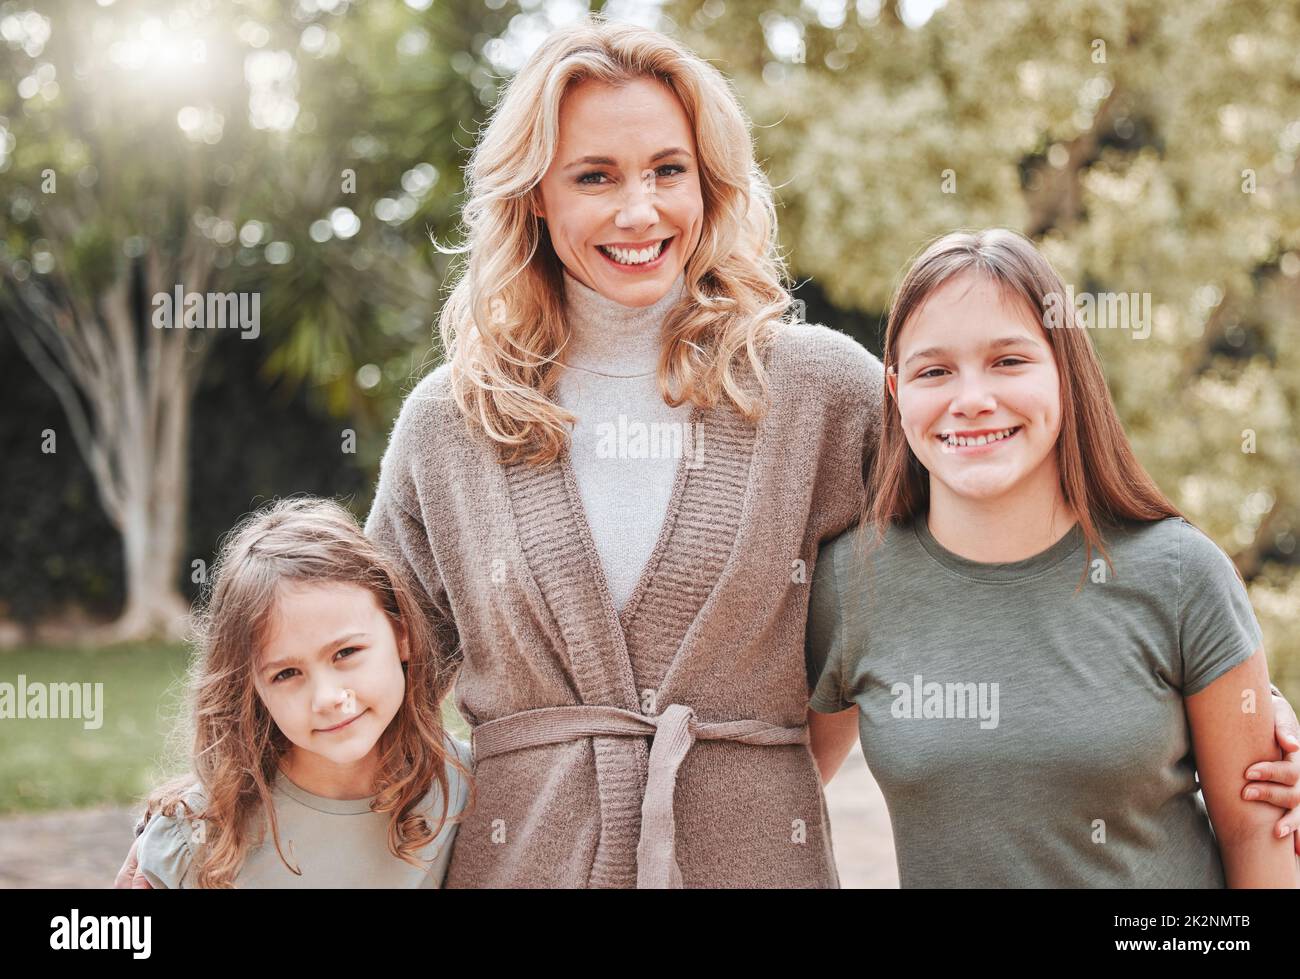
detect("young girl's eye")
[916,367,949,379]
[995,357,1028,368]
[272,668,298,684]
[334,646,361,661]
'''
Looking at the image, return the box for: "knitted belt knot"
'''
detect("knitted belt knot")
[471,702,809,888]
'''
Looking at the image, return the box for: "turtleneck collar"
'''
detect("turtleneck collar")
[559,267,687,376]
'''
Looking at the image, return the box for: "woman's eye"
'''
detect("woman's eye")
[335,646,361,661]
[995,357,1027,368]
[272,668,297,684]
[577,164,685,186]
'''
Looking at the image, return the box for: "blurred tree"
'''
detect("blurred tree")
[1,0,1295,691]
[0,0,501,639]
[673,0,1299,689]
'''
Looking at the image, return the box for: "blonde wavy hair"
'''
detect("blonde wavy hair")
[436,15,795,466]
[139,497,471,888]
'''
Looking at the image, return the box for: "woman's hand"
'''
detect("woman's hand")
[112,837,153,889]
[1242,689,1300,855]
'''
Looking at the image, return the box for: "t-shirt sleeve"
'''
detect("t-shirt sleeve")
[420,736,473,889]
[1178,521,1265,696]
[806,532,855,714]
[136,802,203,889]
[446,734,474,816]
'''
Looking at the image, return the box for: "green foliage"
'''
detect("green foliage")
[678,0,1299,695]
[0,0,1294,696]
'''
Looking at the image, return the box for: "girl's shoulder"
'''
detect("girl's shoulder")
[136,786,209,889]
[443,734,473,818]
[820,519,916,576]
[415,733,473,825]
[1101,516,1235,581]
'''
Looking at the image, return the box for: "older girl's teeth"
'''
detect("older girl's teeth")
[600,240,665,264]
[942,427,1019,447]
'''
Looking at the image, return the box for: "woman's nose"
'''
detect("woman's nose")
[616,169,659,227]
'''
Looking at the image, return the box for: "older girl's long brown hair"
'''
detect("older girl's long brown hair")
[862,228,1184,577]
[141,497,471,888]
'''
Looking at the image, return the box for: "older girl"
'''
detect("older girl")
[807,229,1299,887]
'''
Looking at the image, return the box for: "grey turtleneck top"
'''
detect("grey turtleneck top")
[555,268,693,612]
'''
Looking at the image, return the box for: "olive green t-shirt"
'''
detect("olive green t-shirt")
[806,516,1264,888]
[137,735,472,888]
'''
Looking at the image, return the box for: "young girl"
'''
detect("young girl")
[807,228,1299,888]
[132,497,474,888]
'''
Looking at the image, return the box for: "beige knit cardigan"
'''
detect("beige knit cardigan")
[364,321,883,888]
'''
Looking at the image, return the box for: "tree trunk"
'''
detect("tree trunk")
[101,373,194,644]
[107,500,192,643]
[4,243,210,644]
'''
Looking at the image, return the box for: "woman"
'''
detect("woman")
[352,19,881,888]
[117,19,1299,889]
[807,229,1300,886]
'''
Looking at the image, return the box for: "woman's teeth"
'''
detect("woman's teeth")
[598,239,667,265]
[939,426,1020,448]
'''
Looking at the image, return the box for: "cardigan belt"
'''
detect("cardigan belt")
[469,702,811,888]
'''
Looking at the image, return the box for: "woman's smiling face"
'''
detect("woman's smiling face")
[533,75,704,308]
[891,271,1063,503]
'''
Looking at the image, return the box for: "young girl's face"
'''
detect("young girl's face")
[891,271,1063,504]
[253,580,408,772]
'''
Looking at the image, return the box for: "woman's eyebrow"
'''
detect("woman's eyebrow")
[903,335,1038,368]
[562,147,693,170]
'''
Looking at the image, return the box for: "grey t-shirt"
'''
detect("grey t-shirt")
[806,515,1264,888]
[137,735,473,888]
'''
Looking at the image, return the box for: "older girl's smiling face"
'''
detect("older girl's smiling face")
[891,271,1063,504]
[533,75,703,308]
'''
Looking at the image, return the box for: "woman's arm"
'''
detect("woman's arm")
[112,837,150,888]
[1244,688,1300,854]
[1186,648,1298,887]
[807,705,860,784]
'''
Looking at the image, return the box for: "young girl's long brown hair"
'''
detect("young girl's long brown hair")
[141,497,471,888]
[862,228,1184,578]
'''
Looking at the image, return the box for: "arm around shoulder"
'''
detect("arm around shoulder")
[134,808,200,889]
[364,368,463,675]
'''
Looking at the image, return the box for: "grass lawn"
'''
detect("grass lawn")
[0,643,192,816]
[0,644,470,816]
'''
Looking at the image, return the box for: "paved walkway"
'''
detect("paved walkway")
[0,744,897,888]
[823,743,899,888]
[0,803,140,888]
